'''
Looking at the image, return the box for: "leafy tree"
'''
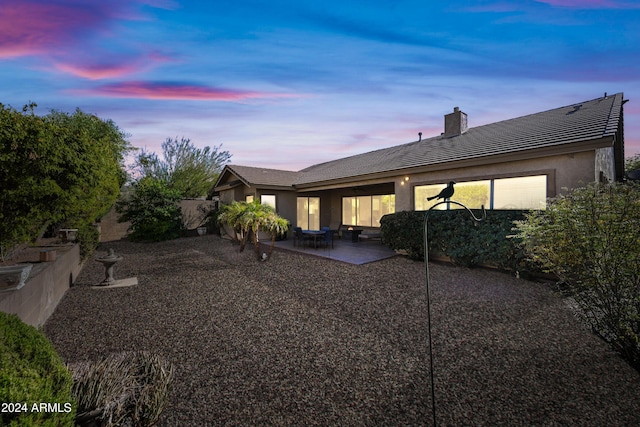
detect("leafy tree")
[513,182,640,369]
[217,200,289,261]
[116,177,184,241]
[135,137,231,198]
[44,109,130,226]
[0,103,131,259]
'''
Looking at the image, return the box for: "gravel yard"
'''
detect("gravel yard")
[43,234,640,426]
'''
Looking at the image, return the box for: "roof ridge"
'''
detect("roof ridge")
[228,164,299,173]
[466,92,623,130]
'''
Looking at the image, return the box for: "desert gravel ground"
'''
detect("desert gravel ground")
[43,234,640,426]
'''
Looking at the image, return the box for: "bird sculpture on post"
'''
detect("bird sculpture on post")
[427,181,455,201]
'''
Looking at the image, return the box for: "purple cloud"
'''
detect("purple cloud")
[0,2,103,58]
[0,0,169,59]
[73,81,302,101]
[53,51,175,80]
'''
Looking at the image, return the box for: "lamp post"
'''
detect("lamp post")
[424,200,486,426]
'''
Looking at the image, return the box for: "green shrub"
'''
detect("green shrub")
[75,223,101,260]
[0,103,131,257]
[0,312,76,426]
[115,177,184,242]
[514,182,640,369]
[72,351,174,427]
[380,209,537,274]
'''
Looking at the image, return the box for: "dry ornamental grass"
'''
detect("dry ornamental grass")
[43,234,640,426]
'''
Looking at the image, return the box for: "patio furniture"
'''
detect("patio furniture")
[358,230,383,244]
[302,229,326,249]
[293,227,305,248]
[332,223,344,240]
[344,228,363,242]
[320,227,334,249]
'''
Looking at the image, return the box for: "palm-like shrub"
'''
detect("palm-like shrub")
[217,200,289,260]
[514,182,640,369]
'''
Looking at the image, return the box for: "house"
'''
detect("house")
[214,93,627,231]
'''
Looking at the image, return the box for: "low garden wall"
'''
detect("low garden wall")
[0,244,82,327]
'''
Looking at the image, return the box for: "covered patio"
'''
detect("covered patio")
[272,235,398,265]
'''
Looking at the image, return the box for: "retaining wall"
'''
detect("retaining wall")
[0,244,82,327]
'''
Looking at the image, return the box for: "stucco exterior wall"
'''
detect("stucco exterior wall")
[394,151,595,212]
[99,206,131,242]
[216,149,602,230]
[595,147,616,183]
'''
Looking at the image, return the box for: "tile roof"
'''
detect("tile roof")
[295,93,624,186]
[216,93,624,191]
[221,164,301,188]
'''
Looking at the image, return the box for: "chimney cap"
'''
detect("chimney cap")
[453,107,459,112]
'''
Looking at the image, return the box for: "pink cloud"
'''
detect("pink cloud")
[73,81,302,101]
[0,1,161,59]
[53,51,174,80]
[53,63,142,80]
[0,2,101,58]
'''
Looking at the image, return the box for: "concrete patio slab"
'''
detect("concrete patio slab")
[272,236,398,265]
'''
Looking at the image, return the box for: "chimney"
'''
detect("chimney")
[444,107,467,138]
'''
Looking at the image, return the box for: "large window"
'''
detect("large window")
[260,194,276,209]
[297,197,320,230]
[414,175,547,210]
[493,176,547,209]
[415,181,490,211]
[342,194,395,227]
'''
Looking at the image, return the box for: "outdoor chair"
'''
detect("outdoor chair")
[293,227,305,248]
[332,223,343,240]
[321,227,334,249]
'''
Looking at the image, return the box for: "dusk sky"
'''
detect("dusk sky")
[1,0,639,171]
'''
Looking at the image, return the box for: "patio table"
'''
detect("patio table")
[346,228,363,242]
[302,230,326,249]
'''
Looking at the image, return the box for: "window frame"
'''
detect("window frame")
[413,174,549,211]
[297,196,320,230]
[342,194,396,227]
[260,194,276,210]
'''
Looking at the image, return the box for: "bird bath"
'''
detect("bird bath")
[95,249,123,286]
